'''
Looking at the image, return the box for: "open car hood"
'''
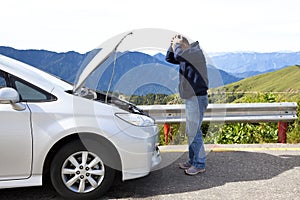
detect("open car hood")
[73,32,133,93]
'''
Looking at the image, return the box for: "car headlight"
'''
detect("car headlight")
[115,113,155,127]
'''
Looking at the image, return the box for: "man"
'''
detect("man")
[165,34,209,175]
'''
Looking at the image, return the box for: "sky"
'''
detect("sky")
[1,0,300,54]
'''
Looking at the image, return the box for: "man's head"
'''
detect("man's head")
[180,36,190,50]
[171,34,190,51]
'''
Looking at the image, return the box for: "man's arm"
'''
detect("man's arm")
[165,46,180,64]
[173,43,188,63]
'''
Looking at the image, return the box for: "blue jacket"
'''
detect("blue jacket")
[165,41,208,99]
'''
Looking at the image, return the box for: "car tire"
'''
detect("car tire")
[50,139,116,200]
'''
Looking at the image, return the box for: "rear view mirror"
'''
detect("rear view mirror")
[0,87,25,111]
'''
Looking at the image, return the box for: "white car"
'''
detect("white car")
[0,44,161,199]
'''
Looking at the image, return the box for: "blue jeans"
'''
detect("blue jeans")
[185,95,208,169]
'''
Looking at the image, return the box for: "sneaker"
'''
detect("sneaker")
[185,166,206,175]
[179,161,192,169]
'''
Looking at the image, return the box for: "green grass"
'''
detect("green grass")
[210,65,300,101]
[225,65,300,92]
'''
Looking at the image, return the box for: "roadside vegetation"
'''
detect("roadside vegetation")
[129,66,300,145]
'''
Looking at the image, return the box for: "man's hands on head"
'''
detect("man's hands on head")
[171,34,183,51]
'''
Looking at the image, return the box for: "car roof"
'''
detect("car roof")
[0,55,73,92]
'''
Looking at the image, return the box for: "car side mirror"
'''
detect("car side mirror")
[0,87,26,111]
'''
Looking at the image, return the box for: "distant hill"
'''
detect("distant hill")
[228,69,278,79]
[0,46,86,83]
[210,65,300,101]
[222,65,300,92]
[210,52,300,76]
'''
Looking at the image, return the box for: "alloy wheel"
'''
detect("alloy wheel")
[61,151,105,193]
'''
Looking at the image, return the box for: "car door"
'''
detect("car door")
[0,71,32,180]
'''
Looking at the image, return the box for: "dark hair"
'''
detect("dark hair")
[182,36,189,45]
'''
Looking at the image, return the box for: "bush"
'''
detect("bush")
[209,123,278,144]
[287,99,300,143]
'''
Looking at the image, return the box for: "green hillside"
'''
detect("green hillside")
[210,65,300,102]
[207,65,300,144]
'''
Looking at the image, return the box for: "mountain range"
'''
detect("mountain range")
[0,46,86,83]
[0,46,299,95]
[210,51,300,78]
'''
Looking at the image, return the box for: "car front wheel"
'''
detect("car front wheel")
[50,139,115,200]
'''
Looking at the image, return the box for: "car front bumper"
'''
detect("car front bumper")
[109,118,162,181]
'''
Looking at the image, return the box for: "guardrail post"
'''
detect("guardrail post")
[163,123,171,144]
[278,122,287,143]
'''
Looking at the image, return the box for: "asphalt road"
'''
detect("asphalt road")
[1,144,300,200]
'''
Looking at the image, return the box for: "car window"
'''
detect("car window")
[11,77,56,102]
[0,71,7,88]
[15,80,48,101]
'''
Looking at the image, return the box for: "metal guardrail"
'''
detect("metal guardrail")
[138,102,298,123]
